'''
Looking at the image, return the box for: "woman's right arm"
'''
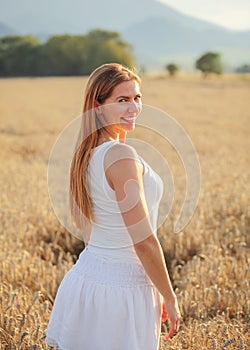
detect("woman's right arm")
[134,234,181,338]
[104,144,182,338]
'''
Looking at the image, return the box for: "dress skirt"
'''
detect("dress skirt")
[45,247,163,350]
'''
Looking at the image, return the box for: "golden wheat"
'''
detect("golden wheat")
[0,74,249,349]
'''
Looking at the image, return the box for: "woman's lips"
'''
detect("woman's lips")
[121,117,136,124]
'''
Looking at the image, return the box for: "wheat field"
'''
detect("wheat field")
[0,74,249,349]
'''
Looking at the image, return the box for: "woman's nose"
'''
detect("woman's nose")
[128,101,142,114]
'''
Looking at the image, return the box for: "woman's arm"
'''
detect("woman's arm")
[134,234,175,300]
[105,144,181,338]
[134,234,181,338]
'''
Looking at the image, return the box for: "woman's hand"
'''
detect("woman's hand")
[161,297,182,339]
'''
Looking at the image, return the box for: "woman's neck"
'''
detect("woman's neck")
[97,128,127,145]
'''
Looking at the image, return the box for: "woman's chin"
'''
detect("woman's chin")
[120,122,136,132]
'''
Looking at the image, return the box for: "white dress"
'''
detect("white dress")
[45,141,164,350]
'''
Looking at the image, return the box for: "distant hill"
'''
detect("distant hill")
[0,0,249,70]
[0,0,216,34]
[123,17,250,69]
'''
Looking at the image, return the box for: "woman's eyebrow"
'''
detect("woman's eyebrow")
[116,95,129,100]
[116,93,142,100]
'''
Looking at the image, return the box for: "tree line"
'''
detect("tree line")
[166,52,250,78]
[167,52,224,78]
[1,30,249,78]
[0,29,134,77]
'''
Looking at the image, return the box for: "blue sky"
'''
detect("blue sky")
[158,0,250,30]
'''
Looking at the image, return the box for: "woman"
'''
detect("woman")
[45,63,181,350]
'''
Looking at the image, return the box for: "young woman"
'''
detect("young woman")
[45,63,181,350]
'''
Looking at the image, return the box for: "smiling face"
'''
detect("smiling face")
[98,80,142,135]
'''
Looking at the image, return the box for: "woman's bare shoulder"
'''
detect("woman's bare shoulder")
[105,142,139,163]
[104,143,142,177]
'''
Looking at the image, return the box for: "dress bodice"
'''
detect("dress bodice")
[86,141,163,262]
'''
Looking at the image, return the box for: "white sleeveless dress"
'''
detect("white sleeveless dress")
[45,141,164,350]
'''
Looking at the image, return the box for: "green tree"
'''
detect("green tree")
[195,52,223,78]
[0,36,40,76]
[235,64,250,73]
[42,35,87,76]
[166,63,179,77]
[0,30,135,76]
[83,29,134,74]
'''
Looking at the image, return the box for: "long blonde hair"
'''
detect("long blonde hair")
[70,63,141,228]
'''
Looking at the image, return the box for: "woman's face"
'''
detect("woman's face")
[97,80,142,134]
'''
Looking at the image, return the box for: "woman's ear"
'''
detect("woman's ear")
[94,99,101,108]
[95,100,102,117]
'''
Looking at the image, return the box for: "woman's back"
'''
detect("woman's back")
[86,141,163,262]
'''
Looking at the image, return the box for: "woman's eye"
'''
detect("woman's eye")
[118,96,142,103]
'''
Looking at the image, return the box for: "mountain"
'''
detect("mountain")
[123,17,250,69]
[1,0,219,35]
[0,0,249,70]
[1,0,190,34]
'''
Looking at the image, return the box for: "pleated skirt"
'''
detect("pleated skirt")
[45,247,163,350]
